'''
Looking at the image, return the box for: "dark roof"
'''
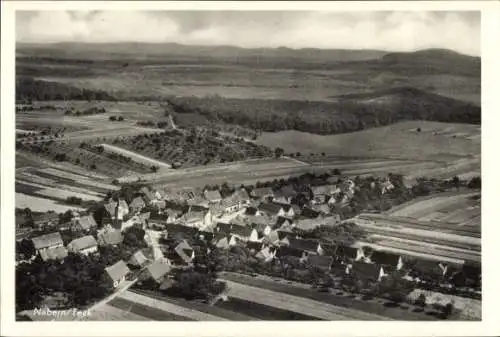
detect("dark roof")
[276,246,305,258]
[39,246,68,261]
[462,261,481,277]
[245,207,259,216]
[67,235,98,252]
[350,261,382,280]
[198,231,214,241]
[258,202,283,215]
[231,226,254,238]
[276,185,297,198]
[320,243,338,256]
[16,214,29,226]
[215,222,235,234]
[369,251,401,267]
[204,190,222,202]
[32,212,59,224]
[308,255,334,270]
[231,188,250,203]
[105,260,130,282]
[78,215,98,230]
[165,223,199,237]
[286,238,319,253]
[145,261,171,281]
[251,187,274,198]
[336,245,359,260]
[32,232,63,250]
[277,229,294,240]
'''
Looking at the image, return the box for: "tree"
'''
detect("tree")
[109,116,117,121]
[274,147,285,158]
[296,152,301,157]
[118,116,124,122]
[468,176,481,189]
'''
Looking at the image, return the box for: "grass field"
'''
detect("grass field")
[256,121,480,162]
[16,192,85,213]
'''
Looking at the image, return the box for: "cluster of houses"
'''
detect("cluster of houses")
[17,177,479,295]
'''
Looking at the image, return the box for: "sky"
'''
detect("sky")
[16,11,481,55]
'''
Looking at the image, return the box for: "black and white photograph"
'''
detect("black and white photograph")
[1,1,498,334]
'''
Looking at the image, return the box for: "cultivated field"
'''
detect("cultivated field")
[16,193,85,213]
[100,144,172,170]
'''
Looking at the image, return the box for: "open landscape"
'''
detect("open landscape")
[14,9,481,324]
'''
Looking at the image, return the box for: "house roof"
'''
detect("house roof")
[231,226,254,238]
[251,221,271,234]
[32,212,59,224]
[145,261,171,281]
[263,230,280,245]
[174,240,194,264]
[308,255,334,270]
[300,207,321,219]
[104,201,118,216]
[320,243,338,256]
[350,262,382,280]
[245,207,259,216]
[275,185,297,198]
[78,215,98,230]
[294,218,320,231]
[155,200,167,210]
[215,222,237,234]
[286,238,319,253]
[336,245,359,260]
[369,251,401,266]
[165,223,199,237]
[39,246,68,261]
[251,187,274,198]
[311,185,338,196]
[16,214,29,226]
[311,204,331,214]
[130,197,146,208]
[130,250,148,266]
[67,235,98,252]
[231,188,250,203]
[182,210,206,223]
[98,230,123,246]
[277,228,294,240]
[140,187,155,202]
[198,231,214,241]
[32,232,63,250]
[276,246,305,258]
[203,189,222,202]
[246,241,264,252]
[221,197,239,209]
[105,260,130,282]
[258,202,283,215]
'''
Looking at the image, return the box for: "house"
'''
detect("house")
[256,246,277,262]
[279,203,296,218]
[258,202,285,217]
[140,186,155,204]
[32,232,64,252]
[203,189,222,203]
[155,200,167,213]
[317,243,337,256]
[72,215,98,232]
[179,207,211,229]
[246,241,264,254]
[39,246,68,262]
[311,185,339,204]
[348,261,386,282]
[282,237,319,255]
[230,226,260,242]
[368,250,404,270]
[67,235,98,255]
[294,218,321,232]
[245,207,261,216]
[263,230,280,246]
[122,212,151,231]
[276,216,294,229]
[97,229,123,246]
[300,207,321,219]
[249,218,273,236]
[129,250,149,267]
[336,245,364,262]
[250,187,274,201]
[140,261,171,283]
[408,259,450,281]
[173,240,195,265]
[129,197,146,214]
[220,198,241,215]
[273,185,297,204]
[213,234,231,250]
[32,212,59,228]
[311,204,331,215]
[230,188,251,206]
[104,200,118,218]
[307,255,334,272]
[275,246,308,262]
[103,199,129,221]
[104,260,130,288]
[164,223,199,239]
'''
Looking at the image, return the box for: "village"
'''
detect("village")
[15,168,482,321]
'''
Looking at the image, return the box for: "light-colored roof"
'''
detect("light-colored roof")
[130,250,148,266]
[39,246,68,261]
[105,260,130,282]
[130,197,146,208]
[32,232,63,250]
[104,201,118,216]
[67,235,98,252]
[311,185,338,196]
[174,240,194,264]
[203,190,222,202]
[98,230,123,246]
[251,187,274,198]
[231,188,250,203]
[294,218,320,231]
[78,215,98,230]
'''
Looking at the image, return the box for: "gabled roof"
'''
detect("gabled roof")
[311,204,331,214]
[174,240,194,264]
[130,196,146,209]
[165,223,199,237]
[215,222,237,234]
[251,187,274,198]
[369,250,401,267]
[203,189,222,202]
[311,185,338,196]
[98,230,123,246]
[231,226,254,238]
[32,232,63,250]
[67,235,98,252]
[231,188,250,203]
[275,246,305,258]
[286,238,319,253]
[350,261,382,280]
[39,246,68,261]
[300,207,321,219]
[277,228,294,240]
[294,218,320,231]
[145,261,171,281]
[104,200,118,216]
[275,185,297,198]
[336,245,359,260]
[308,255,334,270]
[182,210,206,223]
[320,243,338,256]
[105,260,130,282]
[140,186,155,202]
[263,230,280,245]
[130,250,149,266]
[155,200,167,210]
[78,215,98,230]
[221,197,239,209]
[246,241,264,252]
[198,231,214,241]
[258,202,283,215]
